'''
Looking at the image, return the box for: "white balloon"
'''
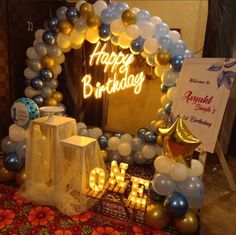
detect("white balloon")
[57,33,71,49]
[161,70,178,86]
[75,0,86,11]
[131,7,140,15]
[91,127,103,139]
[139,21,154,39]
[144,38,158,54]
[167,87,177,101]
[170,163,189,182]
[160,94,170,107]
[170,30,181,40]
[110,19,125,36]
[118,32,131,49]
[155,144,163,156]
[24,86,40,98]
[189,159,204,177]
[108,137,121,151]
[118,143,132,157]
[150,16,162,26]
[9,124,26,143]
[24,68,38,79]
[142,145,156,159]
[26,47,39,59]
[154,156,174,173]
[35,29,45,42]
[125,24,140,40]
[77,122,87,130]
[93,0,107,16]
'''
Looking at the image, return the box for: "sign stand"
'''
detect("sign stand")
[199,141,236,192]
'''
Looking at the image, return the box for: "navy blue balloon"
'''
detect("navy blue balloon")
[164,192,188,218]
[98,135,108,149]
[122,154,135,166]
[3,152,25,172]
[144,131,157,144]
[99,24,111,41]
[160,84,170,93]
[165,102,172,115]
[30,77,46,90]
[32,95,45,107]
[25,79,31,86]
[147,183,165,202]
[109,151,122,164]
[67,7,79,22]
[47,17,59,32]
[40,68,54,81]
[43,31,56,45]
[30,77,45,90]
[114,132,122,138]
[171,55,184,72]
[131,37,145,54]
[137,128,148,141]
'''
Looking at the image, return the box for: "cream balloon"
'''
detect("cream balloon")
[167,87,177,101]
[118,32,131,49]
[86,28,100,44]
[170,30,181,40]
[75,0,86,11]
[93,0,107,16]
[57,33,71,49]
[118,143,132,157]
[55,54,65,64]
[160,94,170,107]
[142,145,156,160]
[154,156,174,174]
[24,86,41,98]
[70,29,85,46]
[51,64,62,76]
[151,16,162,26]
[139,21,154,39]
[188,159,204,177]
[24,68,38,80]
[125,24,140,40]
[170,163,189,182]
[35,29,45,42]
[9,124,26,143]
[26,47,39,59]
[110,19,125,36]
[131,7,140,15]
[108,137,121,151]
[154,64,170,78]
[144,38,158,54]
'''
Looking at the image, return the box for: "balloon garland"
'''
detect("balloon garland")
[0,1,204,234]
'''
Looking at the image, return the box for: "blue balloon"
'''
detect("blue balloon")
[3,152,25,172]
[144,131,157,144]
[160,84,171,93]
[25,79,31,86]
[47,17,59,32]
[131,37,145,54]
[122,154,135,166]
[132,137,144,151]
[165,102,172,115]
[113,2,129,18]
[158,34,172,51]
[67,7,79,22]
[32,95,45,107]
[16,140,26,158]
[171,55,184,72]
[147,183,165,202]
[43,31,56,45]
[171,40,186,56]
[136,9,151,24]
[99,24,111,41]
[164,192,188,218]
[137,127,148,141]
[101,8,114,25]
[153,173,176,196]
[184,49,194,58]
[98,135,108,149]
[109,151,122,164]
[1,136,16,154]
[30,77,45,90]
[154,23,170,40]
[40,68,54,81]
[133,151,147,165]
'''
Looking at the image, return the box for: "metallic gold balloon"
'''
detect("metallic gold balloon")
[87,14,102,29]
[52,91,63,103]
[145,203,170,230]
[44,97,58,106]
[174,211,198,234]
[157,134,163,147]
[0,166,16,182]
[100,150,109,162]
[80,3,94,20]
[15,169,26,186]
[41,55,55,69]
[122,9,136,26]
[159,118,201,167]
[155,51,171,66]
[58,20,74,35]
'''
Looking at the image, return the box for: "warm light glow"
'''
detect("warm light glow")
[128,176,149,207]
[89,168,106,192]
[108,160,128,188]
[82,41,145,99]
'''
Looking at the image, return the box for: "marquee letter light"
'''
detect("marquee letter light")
[128,176,149,207]
[89,167,106,192]
[108,160,128,189]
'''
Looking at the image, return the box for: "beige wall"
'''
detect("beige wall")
[106,0,208,134]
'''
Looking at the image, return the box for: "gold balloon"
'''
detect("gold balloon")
[157,134,163,147]
[174,211,198,234]
[0,166,16,182]
[87,14,102,29]
[41,55,55,69]
[122,9,137,26]
[159,118,201,167]
[100,150,109,162]
[80,3,94,20]
[15,169,26,186]
[58,20,74,35]
[145,203,170,230]
[155,51,171,66]
[45,97,58,106]
[52,91,63,103]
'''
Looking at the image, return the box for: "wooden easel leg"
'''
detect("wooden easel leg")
[215,141,236,192]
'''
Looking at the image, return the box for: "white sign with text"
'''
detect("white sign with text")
[172,58,236,153]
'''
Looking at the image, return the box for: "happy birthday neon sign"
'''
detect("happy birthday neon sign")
[82,42,146,99]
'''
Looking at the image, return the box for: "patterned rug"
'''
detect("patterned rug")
[0,184,177,235]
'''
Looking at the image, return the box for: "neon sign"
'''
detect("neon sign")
[82,42,145,99]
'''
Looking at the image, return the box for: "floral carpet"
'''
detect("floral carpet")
[0,184,174,235]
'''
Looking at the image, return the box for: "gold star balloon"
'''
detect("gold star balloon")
[159,118,201,168]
